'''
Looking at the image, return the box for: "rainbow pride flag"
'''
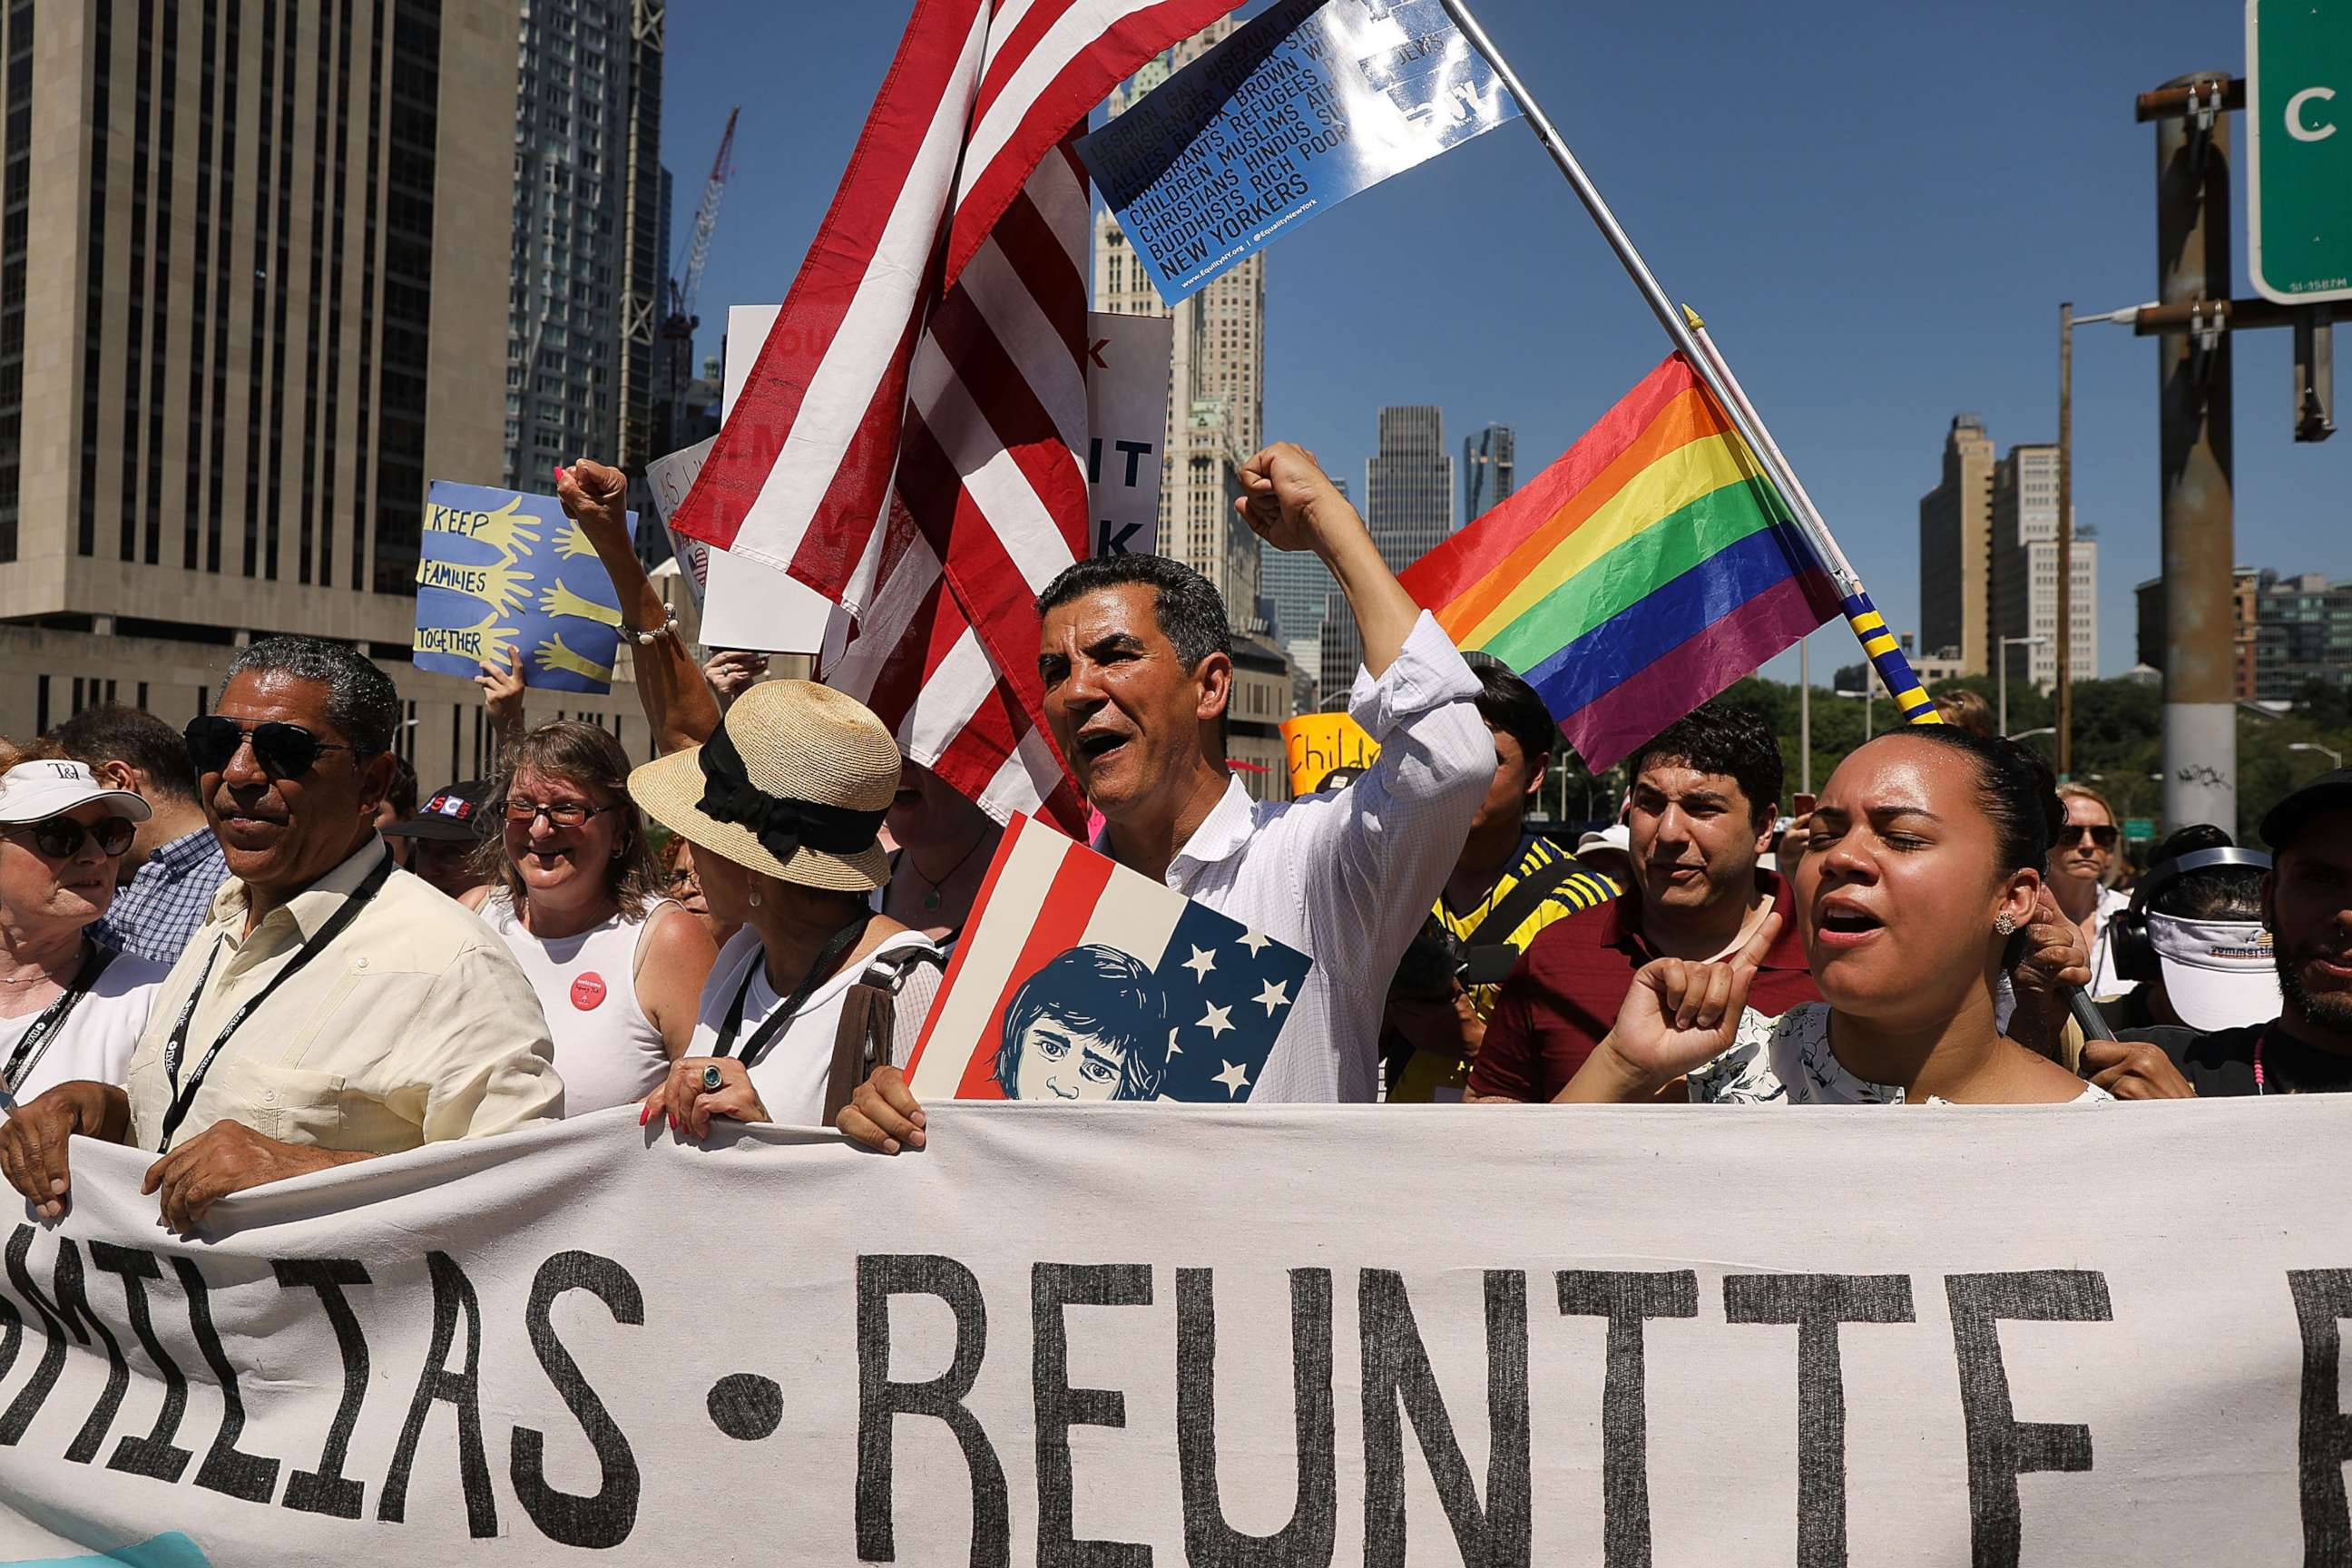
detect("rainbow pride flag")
[1399,354,1843,769]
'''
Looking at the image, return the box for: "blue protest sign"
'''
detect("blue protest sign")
[412,482,638,695]
[1078,0,1518,304]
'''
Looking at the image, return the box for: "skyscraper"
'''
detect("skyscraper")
[1367,406,1452,571]
[1093,18,1265,628]
[1990,443,2097,691]
[505,1,661,488]
[1464,422,1515,522]
[1918,414,1994,676]
[0,1,646,785]
[1262,479,1341,701]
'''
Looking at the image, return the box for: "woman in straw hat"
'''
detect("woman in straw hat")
[556,461,946,1134]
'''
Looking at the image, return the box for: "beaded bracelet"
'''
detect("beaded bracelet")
[632,607,679,647]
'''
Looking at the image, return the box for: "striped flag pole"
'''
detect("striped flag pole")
[1681,309,1941,727]
[1433,0,1943,726]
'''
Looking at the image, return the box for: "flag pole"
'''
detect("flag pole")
[1433,0,1942,727]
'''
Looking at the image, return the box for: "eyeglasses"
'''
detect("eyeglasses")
[8,816,138,860]
[505,799,619,828]
[2058,824,2120,849]
[185,715,367,780]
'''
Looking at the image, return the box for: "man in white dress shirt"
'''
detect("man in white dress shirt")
[841,444,1490,1148]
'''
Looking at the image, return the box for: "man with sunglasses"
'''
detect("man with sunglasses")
[0,637,562,1235]
[2048,783,2136,1001]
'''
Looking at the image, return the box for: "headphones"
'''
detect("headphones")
[2108,847,2274,983]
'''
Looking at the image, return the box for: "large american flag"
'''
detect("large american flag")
[667,0,1245,830]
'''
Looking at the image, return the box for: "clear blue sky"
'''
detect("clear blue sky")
[665,0,2348,681]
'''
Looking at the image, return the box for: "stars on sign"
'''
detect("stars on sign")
[1254,977,1290,1016]
[1197,1003,1234,1039]
[1181,945,1218,982]
[1150,901,1313,1104]
[1211,1060,1251,1098]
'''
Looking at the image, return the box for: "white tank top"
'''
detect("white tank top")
[484,893,676,1115]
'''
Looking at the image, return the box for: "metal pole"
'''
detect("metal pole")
[1436,0,1944,725]
[2057,301,2075,779]
[1999,644,2009,739]
[1799,635,1811,797]
[2152,74,2237,832]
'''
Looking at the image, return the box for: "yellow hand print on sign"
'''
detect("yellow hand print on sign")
[538,581,623,628]
[414,612,521,670]
[426,494,544,558]
[558,520,599,561]
[537,633,615,686]
[416,555,536,618]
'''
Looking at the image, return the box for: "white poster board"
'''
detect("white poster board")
[1085,310,1173,558]
[692,304,848,653]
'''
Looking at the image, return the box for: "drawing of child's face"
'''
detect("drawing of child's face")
[1012,1014,1131,1102]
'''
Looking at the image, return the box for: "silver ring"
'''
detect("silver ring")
[701,1065,724,1093]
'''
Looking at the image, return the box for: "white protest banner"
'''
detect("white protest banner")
[642,437,716,610]
[5,1100,2351,1563]
[693,304,848,654]
[1086,311,1173,559]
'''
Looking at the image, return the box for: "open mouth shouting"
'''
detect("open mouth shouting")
[1813,893,1887,950]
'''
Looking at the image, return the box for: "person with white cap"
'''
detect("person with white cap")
[2122,770,2352,1096]
[0,743,172,1103]
[555,459,945,1135]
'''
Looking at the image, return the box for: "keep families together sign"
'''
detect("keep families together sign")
[3,1101,2351,1563]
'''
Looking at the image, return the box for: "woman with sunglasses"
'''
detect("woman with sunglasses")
[459,722,718,1116]
[662,836,740,950]
[1555,727,2109,1107]
[2048,783,2135,1000]
[0,746,172,1104]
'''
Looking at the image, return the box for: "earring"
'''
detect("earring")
[748,885,761,909]
[1994,914,2017,936]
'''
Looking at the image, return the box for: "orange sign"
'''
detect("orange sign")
[1279,712,1380,796]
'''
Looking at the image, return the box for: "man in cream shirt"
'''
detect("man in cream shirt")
[0,637,561,1233]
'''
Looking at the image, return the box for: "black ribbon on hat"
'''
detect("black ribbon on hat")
[695,720,887,867]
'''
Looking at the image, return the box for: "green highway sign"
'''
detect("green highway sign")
[2248,0,2352,304]
[2125,817,2157,844]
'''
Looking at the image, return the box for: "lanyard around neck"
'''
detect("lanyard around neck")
[713,916,872,1069]
[1,943,116,1100]
[156,849,397,1152]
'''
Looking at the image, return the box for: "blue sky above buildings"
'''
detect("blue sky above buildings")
[667,0,2348,680]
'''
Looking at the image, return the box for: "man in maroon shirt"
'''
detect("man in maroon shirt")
[1467,703,1819,1102]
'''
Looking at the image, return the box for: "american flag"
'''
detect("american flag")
[906,816,1314,1103]
[666,0,1244,830]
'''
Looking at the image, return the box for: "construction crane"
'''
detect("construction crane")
[659,106,738,451]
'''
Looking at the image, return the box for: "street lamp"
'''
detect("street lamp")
[2290,741,2345,770]
[1833,684,1874,739]
[2058,303,2148,779]
[1998,634,2048,739]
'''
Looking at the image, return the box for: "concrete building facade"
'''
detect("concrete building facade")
[2138,568,2352,701]
[0,1,645,784]
[1988,442,2097,692]
[1918,413,1994,676]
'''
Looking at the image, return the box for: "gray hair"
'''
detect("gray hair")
[220,636,400,754]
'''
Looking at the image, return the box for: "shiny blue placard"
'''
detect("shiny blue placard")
[1078,0,1519,304]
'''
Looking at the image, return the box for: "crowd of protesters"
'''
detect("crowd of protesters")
[0,440,2345,1225]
